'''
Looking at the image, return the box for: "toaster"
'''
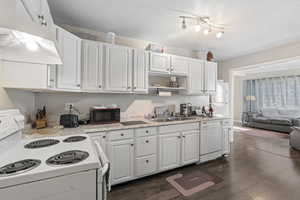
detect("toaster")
[59,114,79,128]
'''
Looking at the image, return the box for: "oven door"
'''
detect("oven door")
[94,141,110,200]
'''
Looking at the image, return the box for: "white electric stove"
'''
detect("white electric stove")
[0,109,109,200]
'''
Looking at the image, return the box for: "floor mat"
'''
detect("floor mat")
[166,170,222,196]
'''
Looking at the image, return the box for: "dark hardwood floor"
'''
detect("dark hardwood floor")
[108,127,300,200]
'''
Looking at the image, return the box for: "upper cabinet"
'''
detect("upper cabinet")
[82,40,104,92]
[56,27,82,90]
[204,62,217,92]
[149,52,170,74]
[188,59,205,94]
[170,55,189,75]
[105,44,133,92]
[133,50,149,93]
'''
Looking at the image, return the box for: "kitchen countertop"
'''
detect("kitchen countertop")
[23,115,231,139]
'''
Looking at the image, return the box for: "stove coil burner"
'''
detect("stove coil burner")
[24,139,60,149]
[63,136,87,143]
[0,159,41,177]
[46,150,89,166]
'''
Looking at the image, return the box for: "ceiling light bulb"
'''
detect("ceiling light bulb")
[195,24,201,32]
[216,31,224,38]
[181,18,187,29]
[203,29,210,35]
[26,40,39,51]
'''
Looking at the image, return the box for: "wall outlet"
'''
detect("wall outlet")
[65,103,74,112]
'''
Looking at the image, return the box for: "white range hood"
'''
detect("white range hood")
[0,0,62,65]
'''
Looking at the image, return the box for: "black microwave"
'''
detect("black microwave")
[90,107,120,124]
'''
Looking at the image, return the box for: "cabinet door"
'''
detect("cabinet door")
[105,45,132,92]
[82,41,103,91]
[200,124,222,155]
[108,140,134,184]
[149,52,170,73]
[159,133,181,171]
[135,136,157,157]
[170,56,189,75]
[133,50,148,93]
[188,60,204,94]
[223,127,231,154]
[20,0,42,23]
[204,62,217,92]
[56,27,81,90]
[182,130,199,165]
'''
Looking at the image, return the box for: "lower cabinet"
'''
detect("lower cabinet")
[135,155,157,177]
[159,133,181,171]
[181,130,199,165]
[108,139,134,185]
[200,121,223,155]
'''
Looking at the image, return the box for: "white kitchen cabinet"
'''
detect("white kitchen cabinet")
[222,123,232,155]
[105,44,133,92]
[108,139,134,184]
[133,50,149,93]
[188,59,205,94]
[149,52,170,73]
[56,27,82,90]
[200,121,223,155]
[20,0,53,30]
[82,40,104,92]
[181,130,199,165]
[204,62,217,92]
[135,155,157,177]
[170,55,189,75]
[159,133,181,171]
[135,136,157,157]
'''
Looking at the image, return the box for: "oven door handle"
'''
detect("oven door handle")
[94,141,109,176]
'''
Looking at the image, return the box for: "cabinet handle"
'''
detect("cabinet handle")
[134,86,137,89]
[0,120,1,124]
[146,160,149,163]
[38,15,44,20]
[127,86,131,89]
[41,21,47,26]
[182,135,186,138]
[177,136,181,139]
[99,85,102,88]
[145,130,149,133]
[76,84,81,87]
[102,135,106,139]
[131,144,134,146]
[121,133,124,136]
[145,140,149,143]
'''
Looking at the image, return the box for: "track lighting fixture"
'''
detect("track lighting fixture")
[179,15,225,38]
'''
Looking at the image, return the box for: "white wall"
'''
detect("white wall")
[218,41,300,81]
[35,92,209,125]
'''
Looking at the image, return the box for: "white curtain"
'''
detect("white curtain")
[243,75,300,112]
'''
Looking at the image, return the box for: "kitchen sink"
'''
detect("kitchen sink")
[151,116,198,122]
[120,121,148,126]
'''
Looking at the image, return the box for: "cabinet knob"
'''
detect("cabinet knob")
[102,135,106,139]
[134,86,137,89]
[145,130,149,133]
[145,140,149,143]
[182,135,186,138]
[131,144,134,146]
[121,133,124,136]
[99,85,102,88]
[146,160,149,163]
[127,86,131,89]
[38,15,44,20]
[41,21,47,26]
[177,136,181,139]
[166,68,169,71]
[76,84,81,87]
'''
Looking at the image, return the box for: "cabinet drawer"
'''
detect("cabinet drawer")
[136,136,157,157]
[222,120,232,126]
[135,127,157,137]
[159,123,199,134]
[135,155,157,177]
[109,129,134,141]
[201,120,222,127]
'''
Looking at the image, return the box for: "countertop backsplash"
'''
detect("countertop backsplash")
[34,92,210,126]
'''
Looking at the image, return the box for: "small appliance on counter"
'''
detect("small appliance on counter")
[180,103,192,116]
[59,114,79,128]
[59,104,80,128]
[90,106,120,124]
